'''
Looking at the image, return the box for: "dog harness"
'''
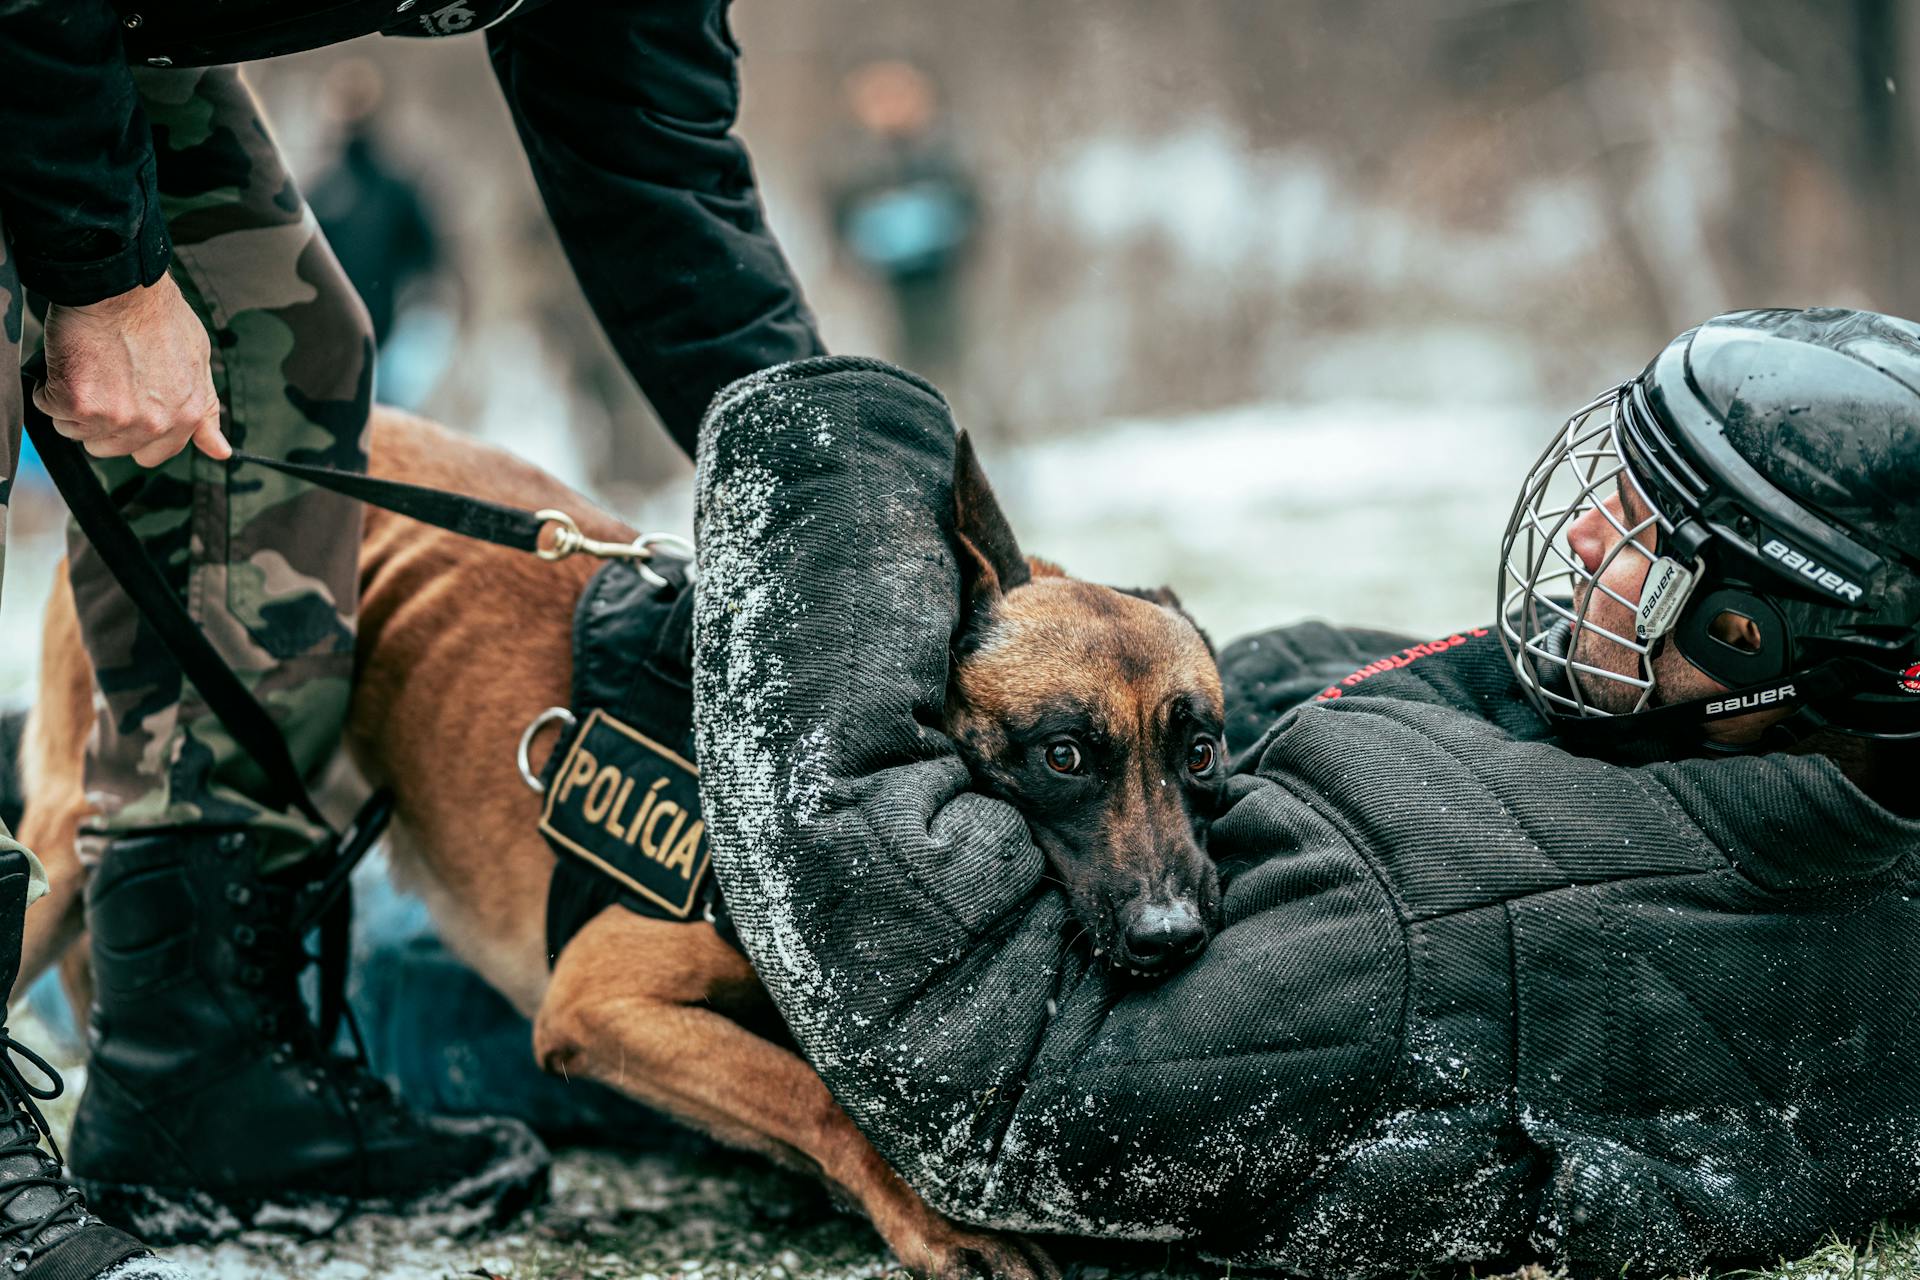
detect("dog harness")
[530,555,737,964]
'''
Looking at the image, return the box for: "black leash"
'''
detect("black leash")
[293,788,394,1055]
[17,357,585,821]
[227,441,684,572]
[21,358,335,832]
[226,449,553,555]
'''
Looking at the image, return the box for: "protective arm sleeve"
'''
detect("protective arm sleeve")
[487,0,824,456]
[0,0,171,305]
[691,357,1401,1249]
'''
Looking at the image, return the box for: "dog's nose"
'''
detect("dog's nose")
[1121,900,1208,971]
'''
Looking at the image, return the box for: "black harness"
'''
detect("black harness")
[533,557,734,963]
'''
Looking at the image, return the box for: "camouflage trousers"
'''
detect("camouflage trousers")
[7,67,371,874]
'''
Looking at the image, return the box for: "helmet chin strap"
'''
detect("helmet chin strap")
[1549,652,1920,758]
[1661,575,1920,745]
[1558,537,1852,752]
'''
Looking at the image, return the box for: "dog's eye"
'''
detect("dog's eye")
[1187,740,1216,774]
[1044,742,1083,774]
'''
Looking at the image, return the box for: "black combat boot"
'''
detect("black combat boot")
[67,829,550,1243]
[0,848,186,1279]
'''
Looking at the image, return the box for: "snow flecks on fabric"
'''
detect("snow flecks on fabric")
[693,448,826,1019]
[787,725,834,828]
[1246,1105,1519,1277]
[981,1081,1315,1243]
[691,361,1401,1263]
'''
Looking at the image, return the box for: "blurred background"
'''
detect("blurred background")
[7,6,1920,1273]
[7,0,1920,693]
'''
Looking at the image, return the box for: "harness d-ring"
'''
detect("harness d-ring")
[632,531,697,588]
[517,707,578,793]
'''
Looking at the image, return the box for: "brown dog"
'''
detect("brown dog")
[18,407,1224,1279]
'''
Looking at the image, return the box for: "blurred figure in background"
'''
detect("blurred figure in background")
[828,60,979,395]
[307,58,454,411]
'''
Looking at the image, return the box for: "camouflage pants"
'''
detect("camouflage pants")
[15,67,371,874]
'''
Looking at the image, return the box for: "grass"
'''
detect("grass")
[1727,1223,1920,1280]
[488,1216,1920,1280]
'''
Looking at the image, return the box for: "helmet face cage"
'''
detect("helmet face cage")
[1498,387,1699,721]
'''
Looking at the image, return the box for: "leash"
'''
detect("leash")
[21,358,334,832]
[18,358,689,807]
[225,448,694,586]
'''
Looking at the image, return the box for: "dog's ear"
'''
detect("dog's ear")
[1120,584,1215,657]
[952,431,1030,626]
[1121,584,1183,611]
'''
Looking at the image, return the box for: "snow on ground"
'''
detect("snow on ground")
[165,1147,897,1280]
[996,397,1545,644]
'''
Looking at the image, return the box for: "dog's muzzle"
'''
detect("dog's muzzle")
[1497,387,1702,724]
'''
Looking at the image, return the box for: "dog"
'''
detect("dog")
[18,406,1225,1279]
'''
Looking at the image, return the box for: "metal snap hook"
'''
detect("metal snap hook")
[517,706,578,793]
[534,510,696,587]
[534,510,587,562]
[535,512,694,578]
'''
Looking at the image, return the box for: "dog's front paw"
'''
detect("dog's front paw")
[901,1223,1061,1280]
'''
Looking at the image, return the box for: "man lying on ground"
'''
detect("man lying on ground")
[292,306,1918,1276]
[688,308,1920,1277]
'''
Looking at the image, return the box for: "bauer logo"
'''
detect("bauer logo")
[1760,537,1865,603]
[1636,557,1693,641]
[1704,684,1797,716]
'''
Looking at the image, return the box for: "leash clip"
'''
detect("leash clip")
[534,512,695,586]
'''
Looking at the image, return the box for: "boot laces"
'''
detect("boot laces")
[232,880,400,1115]
[0,1034,89,1263]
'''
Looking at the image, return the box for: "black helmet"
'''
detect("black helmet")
[1499,306,1920,747]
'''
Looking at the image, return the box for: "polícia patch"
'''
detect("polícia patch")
[539,708,709,919]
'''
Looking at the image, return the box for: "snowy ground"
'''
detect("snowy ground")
[26,1043,914,1280]
[8,400,1904,1280]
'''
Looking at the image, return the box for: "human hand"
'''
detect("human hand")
[34,274,232,467]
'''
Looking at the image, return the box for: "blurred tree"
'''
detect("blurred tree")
[1849,0,1918,312]
[1719,0,1918,314]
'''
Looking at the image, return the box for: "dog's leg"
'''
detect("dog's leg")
[536,910,1058,1280]
[14,564,96,1005]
